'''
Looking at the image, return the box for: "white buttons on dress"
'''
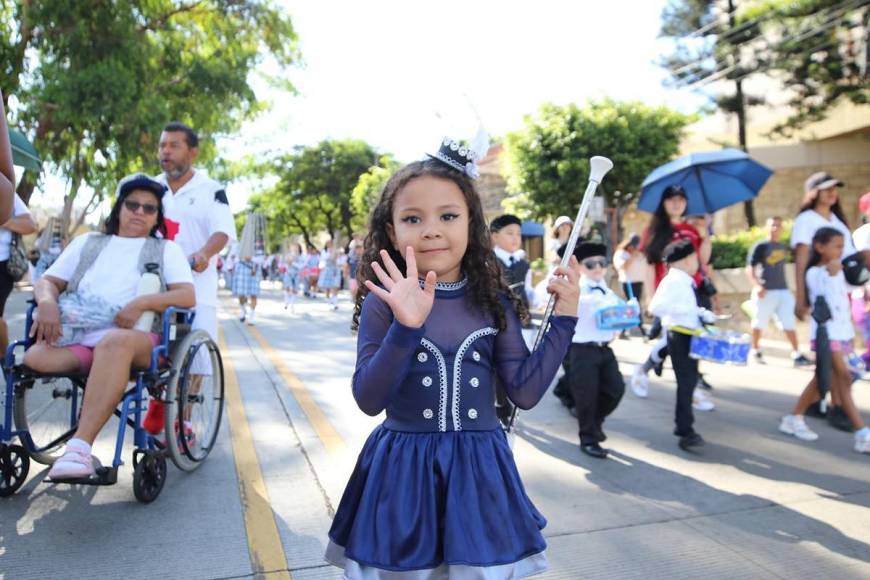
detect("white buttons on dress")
[468,408,478,420]
[422,376,433,387]
[472,351,481,362]
[417,352,428,363]
[469,377,479,388]
[423,408,434,419]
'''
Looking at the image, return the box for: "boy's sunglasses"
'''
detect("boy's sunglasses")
[123,199,159,215]
[582,258,608,270]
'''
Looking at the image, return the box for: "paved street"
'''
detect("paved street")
[2,286,869,579]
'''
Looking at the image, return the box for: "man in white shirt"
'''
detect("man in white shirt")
[155,122,236,345]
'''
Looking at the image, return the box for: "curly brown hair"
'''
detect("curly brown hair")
[352,158,528,331]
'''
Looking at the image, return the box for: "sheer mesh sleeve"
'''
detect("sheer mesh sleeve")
[352,294,425,416]
[494,296,576,410]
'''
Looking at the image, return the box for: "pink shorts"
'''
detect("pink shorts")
[810,339,853,353]
[66,332,161,374]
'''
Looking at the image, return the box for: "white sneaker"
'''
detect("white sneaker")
[630,367,648,398]
[855,428,870,454]
[779,415,819,441]
[692,390,715,412]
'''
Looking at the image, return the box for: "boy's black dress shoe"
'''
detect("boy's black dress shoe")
[580,443,609,459]
[678,432,705,451]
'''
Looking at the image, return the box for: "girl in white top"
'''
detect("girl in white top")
[779,227,870,453]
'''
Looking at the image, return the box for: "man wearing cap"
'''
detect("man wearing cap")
[155,122,236,346]
[791,172,853,321]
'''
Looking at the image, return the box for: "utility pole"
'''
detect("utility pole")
[728,0,756,227]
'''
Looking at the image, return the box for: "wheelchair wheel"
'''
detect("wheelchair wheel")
[132,449,166,504]
[0,444,30,497]
[163,329,225,472]
[13,377,84,465]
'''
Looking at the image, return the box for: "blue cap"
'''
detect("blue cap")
[116,173,167,199]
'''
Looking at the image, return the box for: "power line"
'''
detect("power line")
[675,0,869,89]
[668,0,867,84]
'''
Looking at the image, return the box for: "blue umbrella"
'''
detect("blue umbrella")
[638,148,773,215]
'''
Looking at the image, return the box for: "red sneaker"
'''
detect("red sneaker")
[143,399,166,435]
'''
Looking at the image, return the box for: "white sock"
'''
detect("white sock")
[67,438,91,454]
[240,304,247,316]
[791,351,801,359]
[856,427,870,438]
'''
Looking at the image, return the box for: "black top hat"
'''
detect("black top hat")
[428,137,482,179]
[663,239,695,263]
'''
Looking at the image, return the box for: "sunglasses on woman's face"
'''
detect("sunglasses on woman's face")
[582,258,608,270]
[123,199,159,215]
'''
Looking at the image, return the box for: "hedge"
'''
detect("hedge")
[710,220,793,270]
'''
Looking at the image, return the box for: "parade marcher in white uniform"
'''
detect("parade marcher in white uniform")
[563,242,626,459]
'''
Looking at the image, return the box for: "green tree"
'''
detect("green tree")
[504,99,693,222]
[660,0,870,153]
[243,140,388,248]
[659,0,766,226]
[739,0,870,135]
[351,155,400,231]
[0,0,298,235]
[271,140,383,243]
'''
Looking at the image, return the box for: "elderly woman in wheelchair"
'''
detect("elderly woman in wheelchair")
[24,174,195,483]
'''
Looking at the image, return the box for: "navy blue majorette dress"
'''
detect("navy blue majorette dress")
[326,278,576,579]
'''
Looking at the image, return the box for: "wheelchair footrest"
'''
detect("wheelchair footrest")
[46,466,118,486]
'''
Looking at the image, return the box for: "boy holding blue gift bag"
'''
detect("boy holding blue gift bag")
[561,242,627,459]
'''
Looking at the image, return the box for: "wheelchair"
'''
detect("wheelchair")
[0,305,225,503]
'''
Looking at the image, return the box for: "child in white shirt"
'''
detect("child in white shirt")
[561,242,626,459]
[648,239,715,451]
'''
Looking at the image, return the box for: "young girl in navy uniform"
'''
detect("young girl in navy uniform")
[326,139,580,578]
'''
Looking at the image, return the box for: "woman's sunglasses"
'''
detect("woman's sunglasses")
[123,200,159,215]
[582,258,608,270]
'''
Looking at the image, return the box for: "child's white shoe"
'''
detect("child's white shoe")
[854,427,870,454]
[630,366,648,398]
[779,415,819,441]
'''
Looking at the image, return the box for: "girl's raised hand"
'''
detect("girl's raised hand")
[365,247,436,328]
[547,255,581,317]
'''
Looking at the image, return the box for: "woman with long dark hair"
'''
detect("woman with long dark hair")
[630,186,714,411]
[790,172,854,321]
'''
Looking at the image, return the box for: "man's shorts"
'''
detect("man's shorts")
[751,289,796,331]
[190,304,217,375]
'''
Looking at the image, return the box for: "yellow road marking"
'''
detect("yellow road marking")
[219,329,291,579]
[244,324,346,454]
